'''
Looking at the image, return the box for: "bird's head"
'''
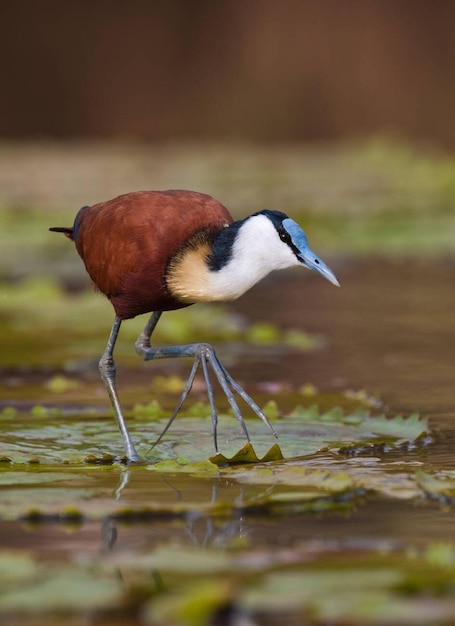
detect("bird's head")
[167,208,339,304]
[253,210,340,287]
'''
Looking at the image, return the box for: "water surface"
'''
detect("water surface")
[1,258,454,624]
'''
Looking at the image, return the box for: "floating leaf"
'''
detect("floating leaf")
[45,375,80,393]
[417,470,455,502]
[209,442,284,466]
[0,552,38,585]
[145,579,235,626]
[245,321,280,344]
[0,407,430,467]
[243,564,455,624]
[0,569,121,612]
[424,542,455,569]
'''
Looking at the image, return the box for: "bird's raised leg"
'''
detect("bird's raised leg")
[99,316,140,462]
[135,311,277,452]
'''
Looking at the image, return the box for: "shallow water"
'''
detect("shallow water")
[238,258,455,412]
[1,258,455,624]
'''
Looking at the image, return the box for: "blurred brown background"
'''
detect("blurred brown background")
[1,0,455,146]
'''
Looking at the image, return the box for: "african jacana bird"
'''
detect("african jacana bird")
[50,190,339,462]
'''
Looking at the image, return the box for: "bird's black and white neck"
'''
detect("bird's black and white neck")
[166,209,339,303]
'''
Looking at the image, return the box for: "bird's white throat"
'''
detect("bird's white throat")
[167,214,301,303]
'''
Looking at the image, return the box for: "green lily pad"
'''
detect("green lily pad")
[0,406,433,521]
[417,470,455,502]
[0,407,429,466]
[0,568,121,612]
[243,565,455,625]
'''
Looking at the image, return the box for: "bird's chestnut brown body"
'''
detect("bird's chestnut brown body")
[50,188,339,460]
[72,190,233,319]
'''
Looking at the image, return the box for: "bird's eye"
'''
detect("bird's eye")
[279,230,290,243]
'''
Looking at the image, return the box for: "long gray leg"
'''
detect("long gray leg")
[136,312,277,452]
[99,316,140,462]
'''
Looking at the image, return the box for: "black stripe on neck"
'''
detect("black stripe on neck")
[207,217,249,271]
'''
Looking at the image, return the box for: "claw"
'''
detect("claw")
[148,342,277,453]
[205,345,251,443]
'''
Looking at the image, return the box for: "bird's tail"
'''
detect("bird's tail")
[49,226,74,240]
